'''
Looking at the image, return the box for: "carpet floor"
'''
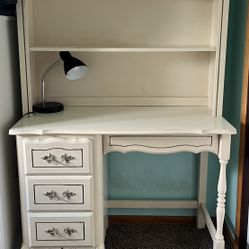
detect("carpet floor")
[105,224,231,249]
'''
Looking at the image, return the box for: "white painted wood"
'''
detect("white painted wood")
[103,154,109,234]
[104,135,218,155]
[209,0,224,115]
[16,136,31,247]
[109,136,213,147]
[20,245,29,249]
[13,2,234,249]
[92,135,105,248]
[30,0,213,48]
[9,107,236,136]
[46,97,208,107]
[216,0,230,116]
[214,159,227,249]
[28,212,94,247]
[33,52,210,104]
[20,0,230,114]
[36,223,85,241]
[63,247,95,249]
[32,149,84,168]
[107,200,198,209]
[218,134,232,161]
[26,176,93,211]
[95,245,105,249]
[22,136,93,174]
[22,245,95,249]
[30,46,217,52]
[197,152,209,229]
[214,134,231,249]
[16,0,29,114]
[200,204,216,241]
[22,0,35,112]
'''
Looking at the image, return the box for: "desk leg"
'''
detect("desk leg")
[213,135,231,249]
[197,152,208,229]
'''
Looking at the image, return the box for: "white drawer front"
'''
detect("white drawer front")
[36,222,84,241]
[104,135,218,154]
[32,148,83,168]
[27,176,93,211]
[23,137,93,174]
[29,213,93,247]
[30,247,92,249]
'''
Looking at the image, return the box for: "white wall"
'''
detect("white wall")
[0,15,21,249]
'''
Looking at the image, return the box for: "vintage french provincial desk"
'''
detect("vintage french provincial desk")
[10,0,236,248]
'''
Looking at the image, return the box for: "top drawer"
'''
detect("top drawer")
[22,136,93,175]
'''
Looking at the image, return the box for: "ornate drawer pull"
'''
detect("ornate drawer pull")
[45,227,58,236]
[45,227,77,238]
[41,153,75,165]
[44,190,76,201]
[63,190,77,200]
[61,154,75,163]
[44,190,59,200]
[64,227,77,236]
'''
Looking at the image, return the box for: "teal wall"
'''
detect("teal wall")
[108,0,248,234]
[222,0,248,232]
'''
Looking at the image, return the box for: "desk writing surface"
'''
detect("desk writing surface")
[9,107,236,135]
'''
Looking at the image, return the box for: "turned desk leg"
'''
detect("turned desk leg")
[213,135,231,249]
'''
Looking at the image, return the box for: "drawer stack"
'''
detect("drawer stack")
[20,136,95,248]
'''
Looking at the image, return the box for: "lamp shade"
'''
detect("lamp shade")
[59,51,88,80]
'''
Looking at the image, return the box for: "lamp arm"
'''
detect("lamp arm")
[41,59,62,107]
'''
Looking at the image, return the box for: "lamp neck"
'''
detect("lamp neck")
[42,59,62,107]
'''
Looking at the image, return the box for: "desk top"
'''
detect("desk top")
[9,107,236,136]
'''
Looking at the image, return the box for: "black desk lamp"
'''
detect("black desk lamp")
[33,51,88,113]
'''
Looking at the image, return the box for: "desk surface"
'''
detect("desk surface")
[9,107,236,135]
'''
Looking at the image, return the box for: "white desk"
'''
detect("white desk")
[10,107,236,249]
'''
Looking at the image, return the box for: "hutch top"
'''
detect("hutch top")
[17,0,229,116]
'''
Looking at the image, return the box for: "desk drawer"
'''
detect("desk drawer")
[23,136,92,174]
[27,176,93,211]
[104,135,218,154]
[29,213,93,247]
[29,248,91,249]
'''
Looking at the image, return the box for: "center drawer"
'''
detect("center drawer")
[104,135,218,154]
[26,176,93,211]
[22,136,93,174]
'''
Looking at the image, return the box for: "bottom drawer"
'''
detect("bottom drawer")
[29,247,94,249]
[29,248,94,249]
[28,213,94,247]
[31,246,95,249]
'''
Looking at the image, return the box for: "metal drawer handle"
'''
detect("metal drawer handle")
[45,227,77,238]
[44,190,76,201]
[45,227,58,236]
[61,154,75,163]
[64,227,77,236]
[63,190,77,200]
[41,153,75,165]
[44,190,59,200]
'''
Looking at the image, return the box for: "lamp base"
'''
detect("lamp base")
[33,102,64,113]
